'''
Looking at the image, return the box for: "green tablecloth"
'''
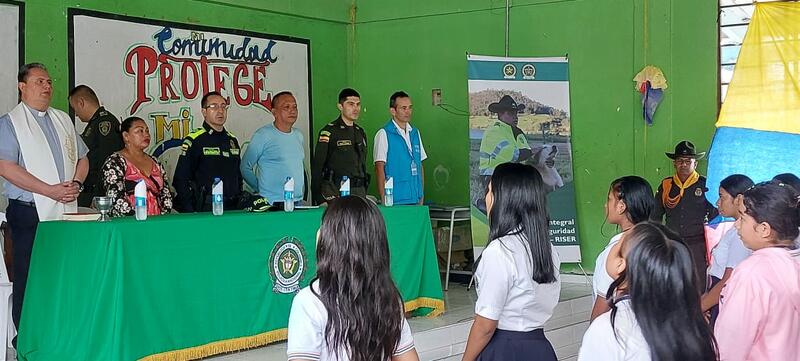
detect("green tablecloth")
[18,206,443,361]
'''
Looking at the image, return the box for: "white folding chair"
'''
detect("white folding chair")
[0,214,15,360]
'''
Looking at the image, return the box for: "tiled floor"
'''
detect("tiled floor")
[4,280,591,361]
[204,280,593,361]
[3,280,591,361]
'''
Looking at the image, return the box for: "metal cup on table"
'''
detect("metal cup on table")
[93,196,113,222]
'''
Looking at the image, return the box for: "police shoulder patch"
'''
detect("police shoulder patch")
[188,128,207,140]
[318,136,330,143]
[99,121,112,136]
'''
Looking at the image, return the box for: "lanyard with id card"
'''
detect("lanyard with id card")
[408,138,418,176]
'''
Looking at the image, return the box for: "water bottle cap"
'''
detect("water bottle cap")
[214,177,220,182]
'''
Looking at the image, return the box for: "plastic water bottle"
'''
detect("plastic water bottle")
[384,177,394,207]
[134,179,147,221]
[340,176,350,197]
[212,178,224,216]
[284,177,295,212]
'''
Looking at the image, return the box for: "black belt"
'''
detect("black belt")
[9,199,36,208]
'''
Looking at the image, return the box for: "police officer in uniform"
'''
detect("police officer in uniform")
[172,91,243,212]
[311,88,369,205]
[474,95,533,214]
[68,85,124,207]
[652,140,718,293]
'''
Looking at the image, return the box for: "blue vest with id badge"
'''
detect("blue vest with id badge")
[383,121,423,204]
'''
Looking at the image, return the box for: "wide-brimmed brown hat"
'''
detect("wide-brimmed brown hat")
[488,95,525,113]
[666,140,706,160]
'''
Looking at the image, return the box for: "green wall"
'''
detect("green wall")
[20,0,353,137]
[17,0,719,272]
[350,0,719,271]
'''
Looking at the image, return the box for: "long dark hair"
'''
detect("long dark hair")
[742,182,800,244]
[313,196,404,361]
[609,176,656,224]
[720,174,754,197]
[608,222,717,361]
[483,162,556,284]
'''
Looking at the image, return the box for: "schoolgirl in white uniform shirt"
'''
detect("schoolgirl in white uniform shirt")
[287,196,419,361]
[462,163,561,361]
[700,174,753,326]
[590,176,655,321]
[579,222,717,361]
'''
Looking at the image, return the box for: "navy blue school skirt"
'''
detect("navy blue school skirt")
[478,328,557,361]
[707,275,722,328]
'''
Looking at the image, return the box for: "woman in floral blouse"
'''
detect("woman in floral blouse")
[101,116,173,217]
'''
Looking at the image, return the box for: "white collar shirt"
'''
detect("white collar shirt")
[578,299,651,361]
[372,119,427,163]
[287,281,416,361]
[474,232,561,331]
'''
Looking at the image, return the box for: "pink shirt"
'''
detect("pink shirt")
[122,155,165,216]
[715,247,800,361]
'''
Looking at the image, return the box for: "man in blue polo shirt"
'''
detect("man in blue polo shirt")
[241,91,305,204]
[373,91,427,205]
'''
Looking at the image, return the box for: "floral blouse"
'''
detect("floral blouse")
[102,152,173,217]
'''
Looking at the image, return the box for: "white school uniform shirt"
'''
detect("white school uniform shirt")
[708,227,752,279]
[287,281,416,361]
[578,299,651,361]
[593,233,623,300]
[474,232,561,331]
[373,119,428,163]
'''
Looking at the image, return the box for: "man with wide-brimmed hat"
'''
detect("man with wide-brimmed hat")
[474,95,563,214]
[652,140,718,291]
[478,95,532,176]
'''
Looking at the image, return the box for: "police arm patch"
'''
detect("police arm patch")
[99,121,112,136]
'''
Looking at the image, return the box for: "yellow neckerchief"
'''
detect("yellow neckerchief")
[662,171,700,209]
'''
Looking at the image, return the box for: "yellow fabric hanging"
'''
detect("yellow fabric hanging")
[717,2,800,135]
[661,171,700,209]
[633,65,668,90]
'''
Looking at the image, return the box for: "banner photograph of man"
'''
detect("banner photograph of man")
[467,55,581,264]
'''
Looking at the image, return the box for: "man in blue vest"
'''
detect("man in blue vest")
[374,91,427,205]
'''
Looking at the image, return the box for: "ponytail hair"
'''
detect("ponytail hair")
[609,176,656,224]
[720,174,754,197]
[743,182,800,244]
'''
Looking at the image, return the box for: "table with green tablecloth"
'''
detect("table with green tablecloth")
[17,206,444,361]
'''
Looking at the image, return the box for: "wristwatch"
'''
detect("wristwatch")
[72,179,85,192]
